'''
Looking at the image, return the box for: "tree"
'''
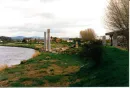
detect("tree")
[105,0,129,49]
[22,38,27,43]
[0,36,12,43]
[80,28,96,41]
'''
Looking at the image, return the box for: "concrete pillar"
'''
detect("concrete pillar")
[47,29,51,51]
[76,41,78,48]
[44,32,47,51]
[102,36,106,45]
[113,33,117,47]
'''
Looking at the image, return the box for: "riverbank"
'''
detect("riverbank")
[0,43,69,69]
[0,46,129,87]
[0,42,71,51]
[0,43,40,50]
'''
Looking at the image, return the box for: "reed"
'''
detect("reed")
[32,51,41,58]
[0,64,8,71]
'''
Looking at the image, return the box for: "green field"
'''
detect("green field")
[0,45,129,87]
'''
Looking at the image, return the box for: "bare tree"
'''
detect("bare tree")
[105,0,129,50]
[80,28,96,41]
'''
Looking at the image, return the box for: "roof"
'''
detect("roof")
[105,30,124,36]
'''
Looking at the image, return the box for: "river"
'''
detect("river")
[0,46,35,66]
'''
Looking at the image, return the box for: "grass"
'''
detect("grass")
[0,46,129,87]
[44,75,63,83]
[0,51,83,87]
[0,75,8,81]
[10,77,45,87]
[36,62,50,69]
[70,46,129,87]
[0,42,70,51]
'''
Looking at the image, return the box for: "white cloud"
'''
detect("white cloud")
[0,0,107,37]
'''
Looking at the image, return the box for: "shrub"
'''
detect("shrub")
[80,28,96,41]
[79,40,103,67]
[20,60,27,64]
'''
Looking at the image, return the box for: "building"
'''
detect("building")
[105,30,127,48]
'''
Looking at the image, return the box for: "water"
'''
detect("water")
[0,46,35,66]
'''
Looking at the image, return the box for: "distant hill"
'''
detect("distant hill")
[0,36,12,42]
[30,36,44,39]
[11,36,44,40]
[11,36,25,40]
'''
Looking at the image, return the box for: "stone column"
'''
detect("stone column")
[113,33,117,47]
[76,41,78,48]
[47,29,51,51]
[110,35,113,46]
[44,32,47,51]
[102,36,106,45]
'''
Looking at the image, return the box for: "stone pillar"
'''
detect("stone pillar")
[44,32,47,51]
[110,35,113,46]
[102,36,106,45]
[47,29,51,52]
[113,33,117,47]
[76,41,78,48]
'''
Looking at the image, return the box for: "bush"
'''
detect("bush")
[79,40,103,67]
[80,28,96,41]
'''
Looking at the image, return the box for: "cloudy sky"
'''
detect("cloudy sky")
[0,0,107,38]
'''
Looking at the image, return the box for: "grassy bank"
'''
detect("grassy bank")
[0,43,71,51]
[0,46,129,87]
[0,53,83,87]
[70,46,129,87]
[0,43,39,50]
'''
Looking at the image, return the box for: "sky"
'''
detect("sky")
[0,0,107,38]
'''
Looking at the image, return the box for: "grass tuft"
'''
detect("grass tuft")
[32,51,41,58]
[0,64,8,71]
